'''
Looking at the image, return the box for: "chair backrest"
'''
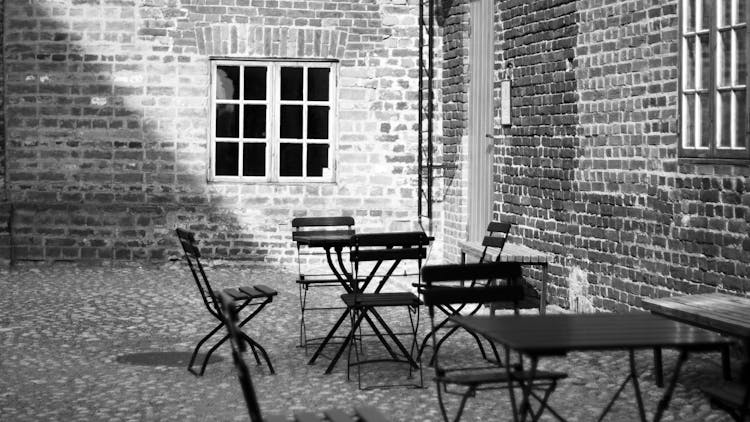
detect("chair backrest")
[291,216,355,242]
[219,292,265,422]
[176,228,220,316]
[350,231,430,292]
[420,262,524,368]
[478,222,512,263]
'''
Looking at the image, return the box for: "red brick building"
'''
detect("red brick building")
[1,0,748,312]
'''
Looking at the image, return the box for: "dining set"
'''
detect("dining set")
[178,217,750,422]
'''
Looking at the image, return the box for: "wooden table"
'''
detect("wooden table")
[450,312,732,422]
[459,240,550,314]
[642,292,750,383]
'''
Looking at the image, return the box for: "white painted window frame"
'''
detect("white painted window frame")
[680,0,749,161]
[209,59,338,182]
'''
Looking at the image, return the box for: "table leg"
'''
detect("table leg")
[597,350,646,422]
[653,350,688,422]
[653,347,664,387]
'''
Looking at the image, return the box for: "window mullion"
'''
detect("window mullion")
[709,0,717,156]
[270,63,278,182]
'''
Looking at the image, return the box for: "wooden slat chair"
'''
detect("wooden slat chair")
[417,221,512,364]
[218,292,391,422]
[421,262,567,422]
[340,231,430,389]
[176,228,278,376]
[291,216,356,350]
[702,380,750,421]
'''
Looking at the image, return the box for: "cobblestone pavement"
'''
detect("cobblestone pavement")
[0,262,736,421]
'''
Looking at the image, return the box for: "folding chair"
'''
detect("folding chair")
[417,221,512,364]
[176,228,278,376]
[218,292,391,422]
[702,380,750,421]
[340,231,429,389]
[291,216,356,350]
[421,262,567,422]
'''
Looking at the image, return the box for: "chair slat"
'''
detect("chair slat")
[252,284,279,297]
[292,216,355,228]
[352,247,426,262]
[422,262,523,283]
[422,285,523,306]
[352,231,429,247]
[292,229,355,241]
[354,406,390,422]
[481,236,507,249]
[485,221,511,234]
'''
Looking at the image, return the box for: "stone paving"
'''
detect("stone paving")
[0,261,737,421]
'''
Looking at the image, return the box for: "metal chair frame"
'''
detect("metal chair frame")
[292,216,356,350]
[176,228,277,376]
[421,262,566,422]
[342,231,429,389]
[417,221,512,365]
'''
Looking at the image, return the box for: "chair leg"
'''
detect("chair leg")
[188,321,224,376]
[240,331,275,374]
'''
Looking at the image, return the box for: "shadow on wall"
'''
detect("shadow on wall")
[4,1,262,264]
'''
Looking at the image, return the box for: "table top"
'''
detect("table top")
[458,240,549,264]
[450,312,731,356]
[642,292,750,338]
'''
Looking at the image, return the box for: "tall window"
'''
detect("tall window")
[210,60,336,181]
[681,0,749,160]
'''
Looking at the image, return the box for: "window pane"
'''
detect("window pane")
[719,0,732,27]
[699,33,710,89]
[244,66,267,100]
[281,67,303,100]
[738,27,747,85]
[216,66,239,100]
[699,93,710,148]
[686,37,696,89]
[700,0,710,29]
[242,143,265,176]
[243,105,266,138]
[740,1,747,24]
[720,31,732,86]
[685,95,696,147]
[307,144,329,177]
[685,0,695,32]
[216,142,239,176]
[719,91,732,147]
[737,89,746,148]
[308,68,330,101]
[307,106,329,139]
[280,143,303,177]
[216,104,239,138]
[280,105,303,138]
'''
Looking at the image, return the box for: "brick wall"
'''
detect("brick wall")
[442,0,750,311]
[3,0,424,266]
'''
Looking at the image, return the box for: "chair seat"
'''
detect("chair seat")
[341,292,421,307]
[221,285,278,301]
[439,367,567,386]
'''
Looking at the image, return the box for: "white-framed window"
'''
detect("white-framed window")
[680,0,749,160]
[210,59,337,182]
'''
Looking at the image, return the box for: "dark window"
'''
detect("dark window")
[211,61,335,181]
